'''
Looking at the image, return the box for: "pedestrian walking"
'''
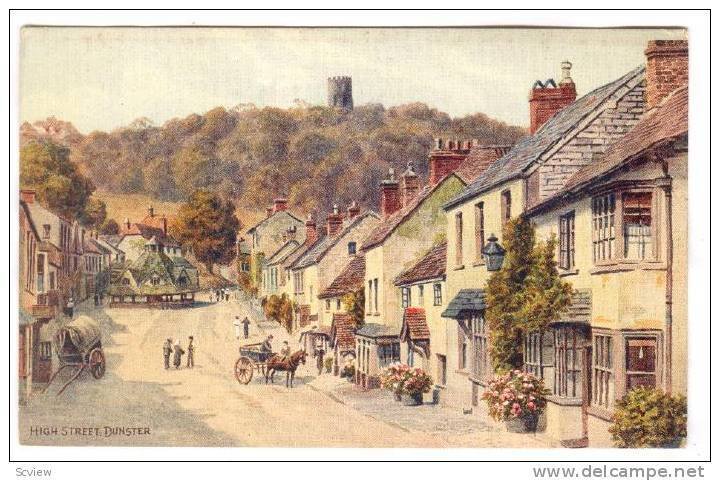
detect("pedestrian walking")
[314,336,325,376]
[233,316,242,340]
[163,338,173,370]
[93,293,99,306]
[186,336,195,368]
[242,316,250,339]
[173,339,185,369]
[225,292,230,302]
[65,297,75,318]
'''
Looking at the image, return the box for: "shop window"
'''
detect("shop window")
[379,342,400,367]
[623,192,653,260]
[593,334,614,409]
[592,193,616,262]
[559,211,575,270]
[625,337,658,390]
[524,331,555,389]
[554,326,585,398]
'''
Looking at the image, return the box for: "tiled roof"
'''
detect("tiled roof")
[246,209,304,234]
[400,307,431,341]
[355,322,399,339]
[394,241,446,286]
[554,289,592,324]
[454,145,512,183]
[445,66,646,210]
[291,211,378,270]
[121,223,180,247]
[330,313,357,351]
[441,289,486,318]
[318,254,365,299]
[526,86,688,216]
[362,173,463,251]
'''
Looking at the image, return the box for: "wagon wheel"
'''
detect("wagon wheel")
[234,356,254,385]
[89,348,106,379]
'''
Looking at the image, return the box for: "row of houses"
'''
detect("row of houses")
[18,200,199,398]
[239,39,688,447]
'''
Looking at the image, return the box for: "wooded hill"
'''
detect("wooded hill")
[21,103,526,220]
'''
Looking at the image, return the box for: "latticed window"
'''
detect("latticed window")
[471,314,491,382]
[401,287,411,308]
[626,337,658,390]
[559,211,575,270]
[433,283,442,306]
[592,193,616,262]
[475,202,485,261]
[524,331,555,389]
[623,192,653,260]
[593,334,614,409]
[554,327,585,398]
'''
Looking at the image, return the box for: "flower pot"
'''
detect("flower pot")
[402,392,423,406]
[393,392,402,402]
[505,413,539,433]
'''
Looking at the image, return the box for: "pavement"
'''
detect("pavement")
[18,293,553,448]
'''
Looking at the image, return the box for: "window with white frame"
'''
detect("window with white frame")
[592,193,616,262]
[433,283,442,306]
[559,211,575,270]
[401,287,411,308]
[593,334,614,409]
[623,192,653,260]
[554,326,585,398]
[524,331,555,388]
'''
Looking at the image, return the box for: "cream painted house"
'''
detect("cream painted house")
[440,40,688,448]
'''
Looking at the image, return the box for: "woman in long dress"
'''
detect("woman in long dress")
[173,340,185,369]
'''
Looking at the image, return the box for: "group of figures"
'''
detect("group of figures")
[162,337,195,369]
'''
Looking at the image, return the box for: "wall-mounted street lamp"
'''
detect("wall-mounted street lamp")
[482,234,506,272]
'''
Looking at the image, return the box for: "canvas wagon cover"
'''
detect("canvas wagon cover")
[56,315,102,353]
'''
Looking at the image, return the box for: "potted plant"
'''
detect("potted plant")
[380,363,407,401]
[324,356,334,373]
[609,387,687,448]
[482,370,549,432]
[401,367,433,406]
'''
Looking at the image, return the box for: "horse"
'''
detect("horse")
[265,350,307,388]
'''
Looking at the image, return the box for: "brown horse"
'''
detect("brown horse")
[265,350,307,388]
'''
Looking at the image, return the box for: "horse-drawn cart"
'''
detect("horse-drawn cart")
[44,316,106,396]
[234,343,273,385]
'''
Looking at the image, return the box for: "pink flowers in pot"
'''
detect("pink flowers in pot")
[481,369,549,422]
[380,363,433,396]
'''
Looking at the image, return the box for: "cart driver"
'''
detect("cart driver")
[261,334,273,354]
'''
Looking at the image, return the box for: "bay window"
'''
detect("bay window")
[625,337,658,390]
[554,326,586,399]
[592,193,616,262]
[622,192,653,260]
[592,334,614,409]
[524,331,555,389]
[471,314,491,382]
[592,190,656,264]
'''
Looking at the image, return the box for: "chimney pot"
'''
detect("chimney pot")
[305,213,318,246]
[347,201,360,219]
[273,198,288,212]
[528,62,577,134]
[380,168,401,217]
[20,189,37,204]
[148,205,154,218]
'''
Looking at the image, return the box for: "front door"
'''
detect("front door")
[31,325,52,383]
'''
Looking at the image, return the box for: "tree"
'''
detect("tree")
[262,294,294,332]
[80,197,108,229]
[342,288,365,328]
[171,190,240,273]
[20,141,96,222]
[99,218,120,235]
[485,217,572,372]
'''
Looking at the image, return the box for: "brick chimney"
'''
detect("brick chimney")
[401,161,420,206]
[273,198,288,212]
[428,138,472,184]
[20,189,36,204]
[645,40,688,111]
[305,214,318,246]
[266,207,273,218]
[124,217,131,230]
[326,204,344,236]
[347,201,360,220]
[148,205,155,218]
[380,168,401,217]
[528,61,577,134]
[161,215,168,235]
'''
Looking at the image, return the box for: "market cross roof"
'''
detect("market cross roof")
[444,66,646,210]
[441,289,486,319]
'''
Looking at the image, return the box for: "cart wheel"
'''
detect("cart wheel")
[234,356,254,385]
[89,348,106,379]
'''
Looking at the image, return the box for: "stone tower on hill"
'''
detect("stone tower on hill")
[327,76,353,110]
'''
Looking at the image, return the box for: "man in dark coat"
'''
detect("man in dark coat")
[163,338,173,369]
[242,317,250,339]
[173,340,185,369]
[186,336,195,368]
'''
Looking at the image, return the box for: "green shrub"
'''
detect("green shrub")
[609,387,687,448]
[324,356,334,373]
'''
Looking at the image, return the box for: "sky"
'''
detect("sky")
[20,27,686,133]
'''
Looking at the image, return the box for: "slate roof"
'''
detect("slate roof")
[400,307,431,341]
[441,289,486,318]
[291,211,378,270]
[525,85,688,216]
[454,145,512,183]
[394,241,447,286]
[100,234,123,247]
[554,289,592,325]
[362,173,464,251]
[265,239,300,266]
[444,66,646,210]
[107,248,200,296]
[330,313,357,351]
[318,254,365,299]
[355,322,400,339]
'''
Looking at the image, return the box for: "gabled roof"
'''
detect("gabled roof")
[246,209,304,234]
[454,145,512,184]
[318,254,365,299]
[330,313,357,351]
[362,173,464,251]
[99,234,123,247]
[355,322,399,339]
[265,239,301,266]
[394,241,447,286]
[84,238,107,255]
[400,307,431,341]
[121,223,180,247]
[525,85,688,216]
[292,211,379,270]
[445,66,646,210]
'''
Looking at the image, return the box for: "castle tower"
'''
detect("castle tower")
[327,76,353,110]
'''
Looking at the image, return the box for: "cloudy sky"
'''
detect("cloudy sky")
[20,27,685,133]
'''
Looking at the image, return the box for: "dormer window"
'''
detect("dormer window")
[122,278,130,285]
[348,241,357,255]
[150,276,160,286]
[42,224,51,239]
